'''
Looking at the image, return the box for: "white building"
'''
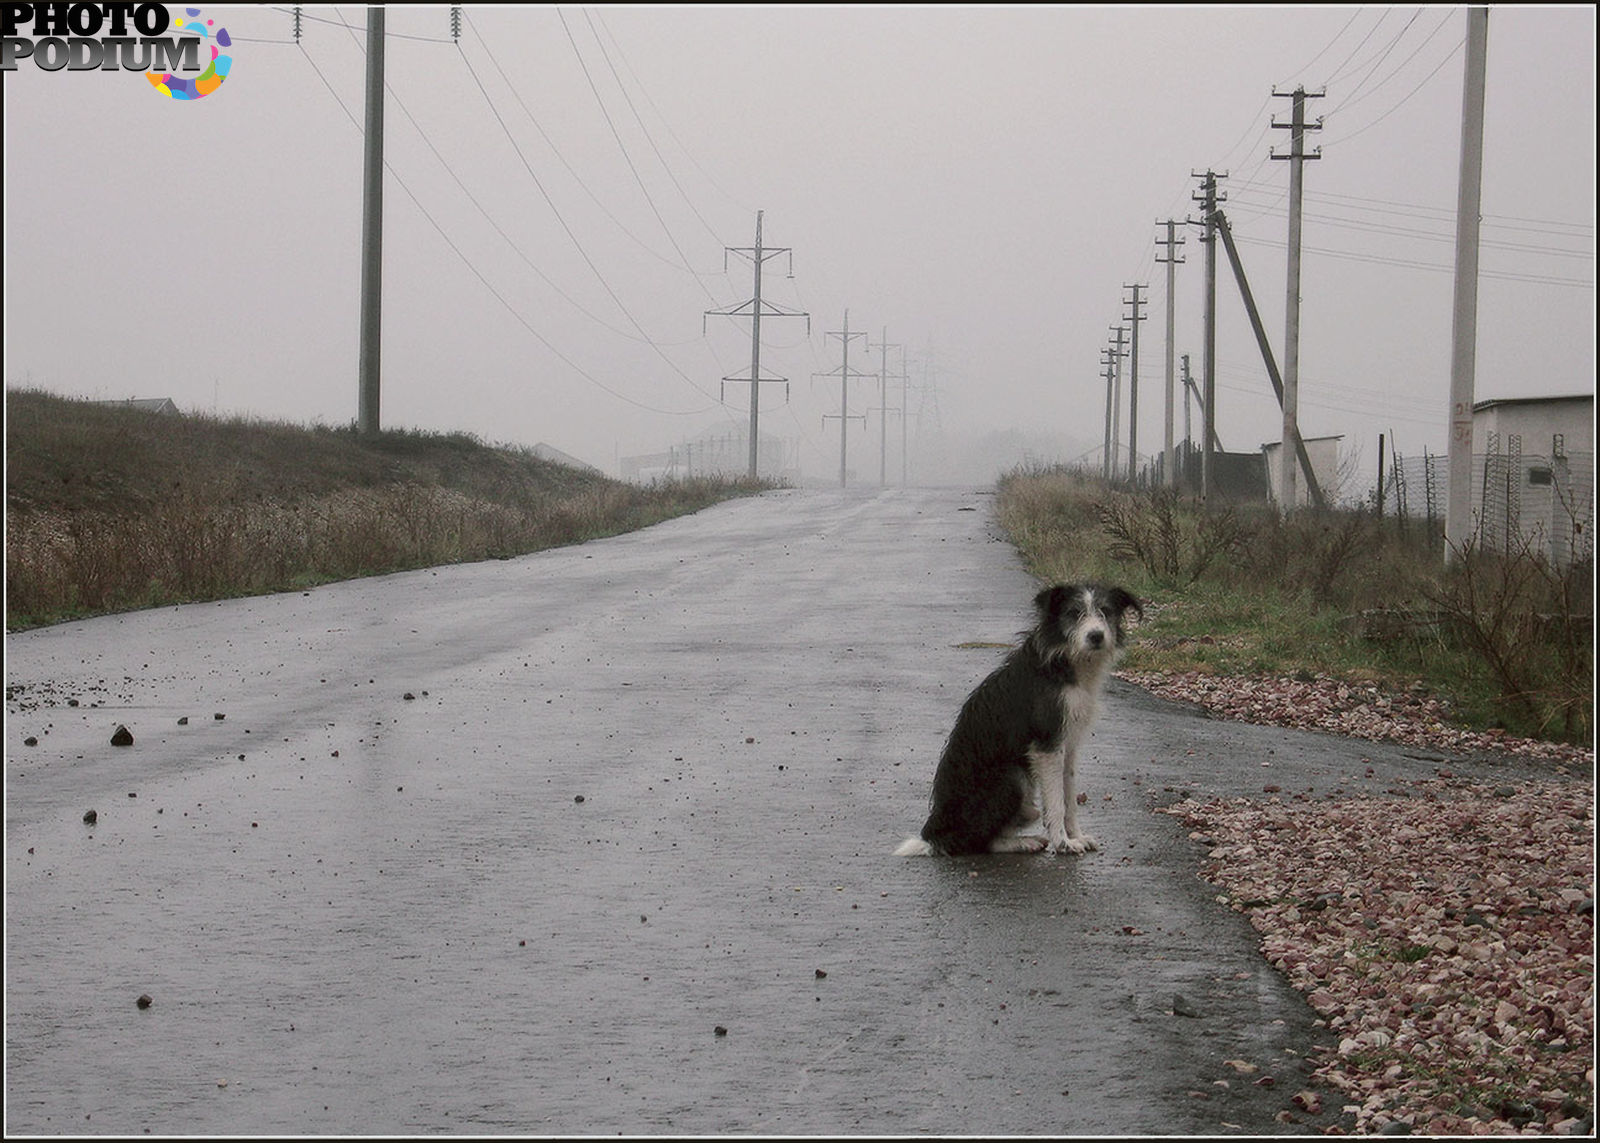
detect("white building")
[1260,435,1344,509]
[1471,394,1594,566]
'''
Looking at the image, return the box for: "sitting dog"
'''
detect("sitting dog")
[895,583,1141,856]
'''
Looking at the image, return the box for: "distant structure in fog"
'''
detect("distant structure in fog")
[94,397,180,416]
[531,442,602,474]
[620,420,794,482]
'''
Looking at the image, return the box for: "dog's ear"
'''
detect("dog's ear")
[1106,587,1144,621]
[1033,583,1074,618]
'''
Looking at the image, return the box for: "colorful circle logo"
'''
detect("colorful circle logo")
[148,7,231,100]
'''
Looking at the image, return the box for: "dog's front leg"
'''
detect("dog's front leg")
[1028,748,1075,853]
[1058,742,1099,853]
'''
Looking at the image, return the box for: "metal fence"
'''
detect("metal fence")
[1388,444,1594,566]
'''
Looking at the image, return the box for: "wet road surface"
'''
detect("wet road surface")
[5,486,1525,1134]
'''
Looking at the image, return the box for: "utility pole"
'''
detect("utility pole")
[704,211,808,478]
[875,328,902,487]
[1212,210,1328,509]
[897,345,910,486]
[1445,7,1489,564]
[1181,353,1194,487]
[357,4,385,437]
[1189,170,1226,501]
[818,310,871,487]
[1123,284,1147,483]
[1100,345,1117,481]
[1156,220,1185,487]
[1270,86,1324,511]
[1108,325,1128,481]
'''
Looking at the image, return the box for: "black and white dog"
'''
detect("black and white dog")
[895,583,1142,857]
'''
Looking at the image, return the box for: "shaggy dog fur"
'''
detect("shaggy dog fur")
[895,583,1141,857]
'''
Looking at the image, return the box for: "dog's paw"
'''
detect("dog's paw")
[1051,833,1100,854]
[991,834,1048,854]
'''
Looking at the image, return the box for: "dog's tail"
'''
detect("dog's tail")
[893,836,934,857]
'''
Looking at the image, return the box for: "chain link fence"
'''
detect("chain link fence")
[1387,442,1593,566]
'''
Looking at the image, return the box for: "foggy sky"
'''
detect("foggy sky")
[3,5,1594,491]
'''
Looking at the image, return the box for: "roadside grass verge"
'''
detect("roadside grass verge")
[5,389,775,630]
[995,464,1592,746]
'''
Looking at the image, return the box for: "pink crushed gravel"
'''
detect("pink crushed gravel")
[1134,671,1595,1135]
[1120,669,1592,769]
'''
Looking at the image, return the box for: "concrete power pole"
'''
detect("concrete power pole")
[1181,353,1194,483]
[704,211,808,478]
[1445,7,1489,563]
[1108,325,1128,481]
[819,310,871,487]
[1190,170,1226,501]
[1156,220,1185,487]
[1100,346,1117,481]
[1271,86,1324,511]
[357,5,385,437]
[1123,284,1147,483]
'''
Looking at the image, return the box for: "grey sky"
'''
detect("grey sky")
[4,5,1594,489]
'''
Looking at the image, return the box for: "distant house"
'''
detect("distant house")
[620,420,793,482]
[1471,393,1593,566]
[531,442,601,474]
[94,397,180,416]
[1261,435,1344,508]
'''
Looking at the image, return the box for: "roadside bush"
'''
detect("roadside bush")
[994,464,1594,744]
[1425,536,1593,742]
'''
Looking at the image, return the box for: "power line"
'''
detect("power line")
[1230,233,1593,288]
[457,10,725,280]
[579,8,730,252]
[448,31,726,406]
[555,8,722,300]
[295,35,715,418]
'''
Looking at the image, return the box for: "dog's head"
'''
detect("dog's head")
[1030,583,1143,664]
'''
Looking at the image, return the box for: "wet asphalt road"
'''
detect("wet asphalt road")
[5,486,1535,1135]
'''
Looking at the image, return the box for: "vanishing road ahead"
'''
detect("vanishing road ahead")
[9,486,1382,1134]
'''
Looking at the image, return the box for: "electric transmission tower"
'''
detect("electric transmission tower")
[816,310,872,487]
[704,211,809,477]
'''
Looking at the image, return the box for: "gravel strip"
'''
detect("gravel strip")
[1131,671,1595,1134]
[1120,669,1592,770]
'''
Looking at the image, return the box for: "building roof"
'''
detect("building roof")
[94,397,179,414]
[1473,394,1593,413]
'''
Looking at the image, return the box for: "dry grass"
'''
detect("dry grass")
[5,389,773,629]
[994,464,1593,745]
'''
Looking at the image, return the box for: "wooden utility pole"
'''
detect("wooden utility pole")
[1445,8,1489,563]
[1155,220,1185,487]
[357,5,385,437]
[1270,86,1324,511]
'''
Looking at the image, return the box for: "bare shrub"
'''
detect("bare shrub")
[1232,507,1385,608]
[1425,535,1593,741]
[1096,489,1244,585]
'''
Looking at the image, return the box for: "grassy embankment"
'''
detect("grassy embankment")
[5,389,774,631]
[996,465,1592,746]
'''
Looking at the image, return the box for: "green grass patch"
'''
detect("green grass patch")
[995,464,1592,744]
